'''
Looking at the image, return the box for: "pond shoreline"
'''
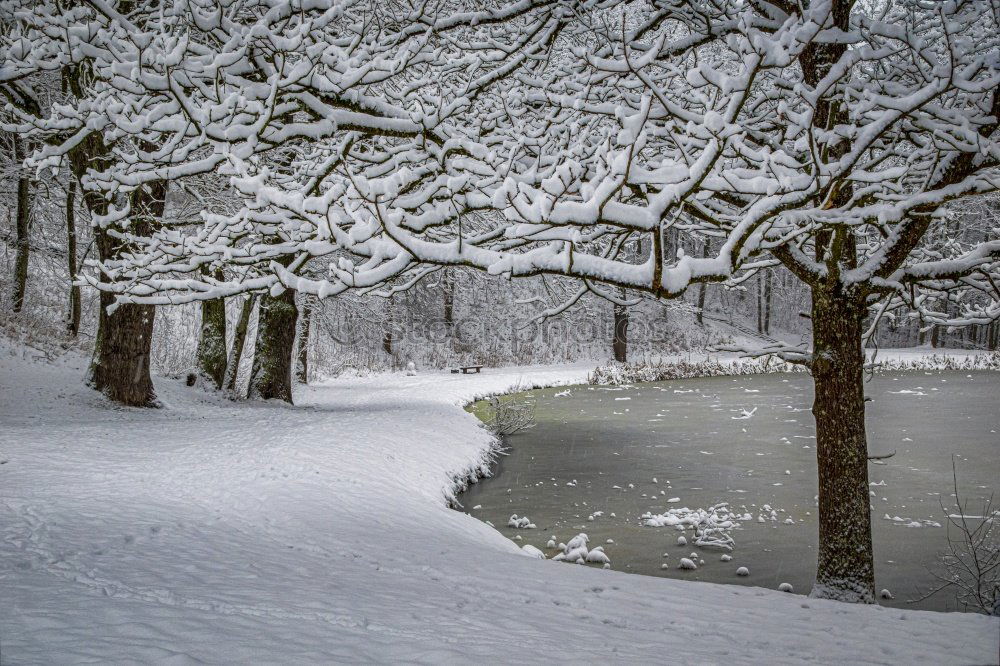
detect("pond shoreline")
[458,365,1000,613]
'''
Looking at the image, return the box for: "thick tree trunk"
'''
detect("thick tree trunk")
[295,295,312,384]
[248,288,298,403]
[66,178,81,336]
[809,287,875,603]
[612,297,628,363]
[224,293,257,394]
[89,296,157,405]
[87,181,165,407]
[65,99,158,406]
[11,140,32,313]
[194,268,228,389]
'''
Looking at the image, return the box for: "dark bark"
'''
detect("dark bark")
[443,269,454,333]
[224,293,257,394]
[63,78,159,406]
[248,288,298,403]
[809,287,875,603]
[763,269,772,336]
[87,181,165,407]
[696,240,710,325]
[46,38,166,404]
[791,2,877,604]
[11,139,32,313]
[296,296,312,384]
[382,329,393,357]
[89,296,157,406]
[757,274,764,334]
[195,268,228,389]
[612,294,628,363]
[382,296,394,358]
[66,178,81,336]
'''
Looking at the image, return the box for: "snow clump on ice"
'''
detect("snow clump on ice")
[736,567,750,577]
[585,547,610,564]
[642,502,740,551]
[549,533,611,567]
[507,514,536,529]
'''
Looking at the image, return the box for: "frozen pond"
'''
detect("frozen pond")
[461,370,999,612]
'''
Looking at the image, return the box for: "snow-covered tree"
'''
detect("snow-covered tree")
[1,0,574,401]
[263,0,998,602]
[10,0,998,603]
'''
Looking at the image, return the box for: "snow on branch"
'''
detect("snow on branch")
[714,342,814,367]
[3,0,997,329]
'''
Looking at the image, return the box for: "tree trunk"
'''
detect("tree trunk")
[295,295,312,384]
[696,240,710,325]
[66,178,81,336]
[809,287,875,603]
[11,139,32,313]
[224,293,257,394]
[87,180,165,407]
[443,268,454,334]
[757,273,764,334]
[613,293,628,363]
[382,296,394,359]
[194,268,228,389]
[248,288,298,403]
[66,104,158,406]
[89,295,157,406]
[382,329,393,357]
[763,269,772,336]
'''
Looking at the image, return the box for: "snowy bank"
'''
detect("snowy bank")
[589,349,1000,385]
[1,346,997,664]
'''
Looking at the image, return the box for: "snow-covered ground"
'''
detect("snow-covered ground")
[1,345,997,664]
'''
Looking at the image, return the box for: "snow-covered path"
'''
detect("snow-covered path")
[1,349,997,664]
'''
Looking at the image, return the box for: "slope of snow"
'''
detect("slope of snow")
[1,345,997,664]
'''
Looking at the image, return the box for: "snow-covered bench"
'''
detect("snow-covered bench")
[451,365,483,374]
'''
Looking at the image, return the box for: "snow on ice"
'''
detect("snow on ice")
[642,503,740,550]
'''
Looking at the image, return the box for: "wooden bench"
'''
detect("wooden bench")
[451,365,483,374]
